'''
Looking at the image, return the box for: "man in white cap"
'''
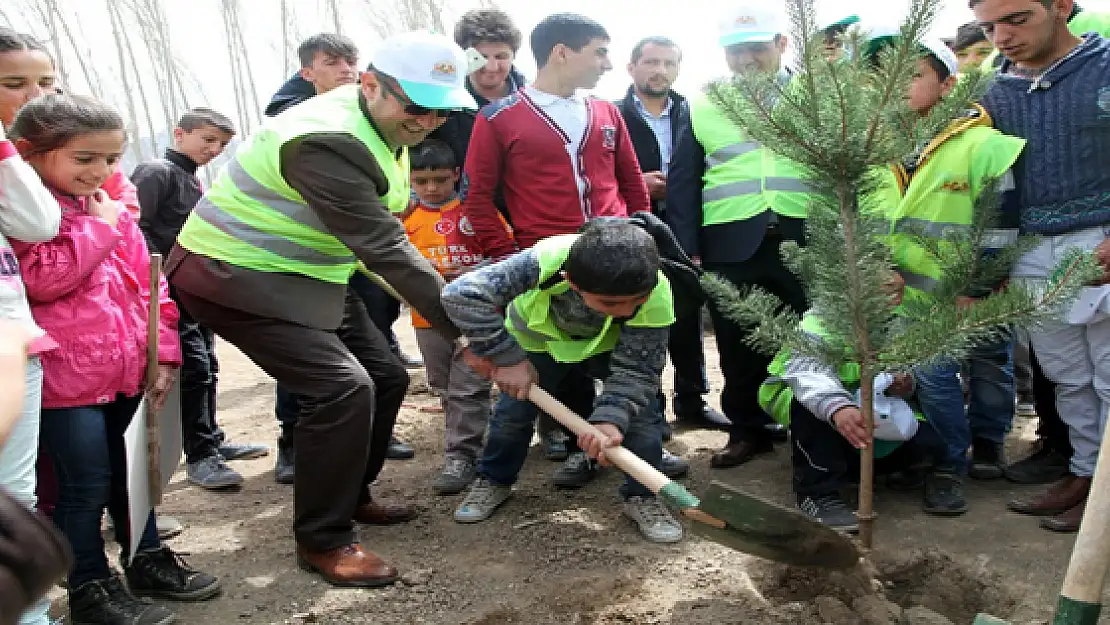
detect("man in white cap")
[167,31,476,587]
[668,5,819,469]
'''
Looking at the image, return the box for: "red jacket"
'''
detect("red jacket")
[462,88,650,258]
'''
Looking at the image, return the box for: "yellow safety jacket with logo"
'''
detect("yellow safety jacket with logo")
[757,314,925,458]
[689,85,817,227]
[880,105,1025,304]
[504,234,675,364]
[176,84,411,285]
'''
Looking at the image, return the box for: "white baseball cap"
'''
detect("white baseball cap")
[371,31,478,111]
[718,6,786,47]
[865,24,959,77]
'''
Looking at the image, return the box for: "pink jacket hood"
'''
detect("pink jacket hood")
[11,188,181,409]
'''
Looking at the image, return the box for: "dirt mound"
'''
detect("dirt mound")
[748,548,1018,624]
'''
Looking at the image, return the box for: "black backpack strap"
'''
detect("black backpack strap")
[537,262,566,291]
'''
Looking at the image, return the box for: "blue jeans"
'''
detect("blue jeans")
[40,394,161,588]
[966,339,1015,445]
[478,352,664,499]
[914,340,1014,474]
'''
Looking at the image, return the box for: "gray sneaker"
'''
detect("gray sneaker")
[623,496,683,543]
[454,477,512,523]
[186,456,243,490]
[432,455,476,495]
[551,451,598,489]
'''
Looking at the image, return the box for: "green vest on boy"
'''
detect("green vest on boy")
[176,84,412,285]
[757,314,924,458]
[505,234,675,363]
[882,107,1024,303]
[689,90,816,227]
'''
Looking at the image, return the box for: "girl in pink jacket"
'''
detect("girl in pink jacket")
[9,93,222,623]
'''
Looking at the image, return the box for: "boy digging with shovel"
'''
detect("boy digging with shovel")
[445,219,683,543]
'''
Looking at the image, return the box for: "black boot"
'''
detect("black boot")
[386,436,415,460]
[69,574,176,625]
[124,547,222,602]
[274,432,295,485]
[1004,440,1069,484]
[969,438,1005,480]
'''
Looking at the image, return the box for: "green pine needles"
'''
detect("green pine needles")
[700,0,1100,547]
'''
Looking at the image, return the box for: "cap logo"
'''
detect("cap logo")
[734,16,758,26]
[432,61,457,78]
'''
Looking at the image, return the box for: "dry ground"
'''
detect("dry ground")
[50,321,1110,624]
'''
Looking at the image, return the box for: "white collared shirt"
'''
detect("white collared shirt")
[524,85,589,200]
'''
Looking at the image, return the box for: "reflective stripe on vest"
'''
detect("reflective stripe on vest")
[690,92,817,227]
[176,84,410,284]
[883,126,1025,302]
[504,234,675,364]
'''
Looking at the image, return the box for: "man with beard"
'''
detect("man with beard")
[615,37,729,447]
[169,31,477,585]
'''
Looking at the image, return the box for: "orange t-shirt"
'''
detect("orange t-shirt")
[403,197,512,328]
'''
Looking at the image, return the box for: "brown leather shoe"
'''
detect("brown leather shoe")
[353,500,418,525]
[1041,497,1086,533]
[296,544,398,588]
[1008,475,1091,516]
[710,439,774,469]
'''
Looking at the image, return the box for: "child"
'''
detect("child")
[402,140,507,495]
[951,22,995,73]
[444,218,683,544]
[757,289,949,532]
[9,94,222,624]
[0,27,62,625]
[133,107,270,492]
[867,32,1025,515]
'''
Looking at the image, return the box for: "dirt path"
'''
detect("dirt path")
[63,322,1109,624]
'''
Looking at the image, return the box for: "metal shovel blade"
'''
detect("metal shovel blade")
[691,480,860,569]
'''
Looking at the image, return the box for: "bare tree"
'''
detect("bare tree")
[107,0,160,158]
[105,0,145,163]
[360,0,450,38]
[326,0,343,35]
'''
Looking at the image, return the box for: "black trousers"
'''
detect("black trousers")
[704,232,808,444]
[668,302,710,414]
[788,400,946,496]
[1031,348,1071,456]
[178,286,409,551]
[172,287,222,464]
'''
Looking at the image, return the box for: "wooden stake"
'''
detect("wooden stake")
[146,254,162,505]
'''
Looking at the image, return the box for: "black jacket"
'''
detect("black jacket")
[265,74,317,117]
[133,149,204,257]
[614,86,690,216]
[429,67,526,170]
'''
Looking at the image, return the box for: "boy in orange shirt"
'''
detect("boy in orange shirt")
[403,140,511,494]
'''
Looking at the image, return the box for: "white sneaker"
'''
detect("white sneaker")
[623,496,683,543]
[454,477,512,523]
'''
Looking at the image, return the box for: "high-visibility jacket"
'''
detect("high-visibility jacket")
[176,84,411,285]
[689,88,817,227]
[504,234,675,363]
[981,10,1110,70]
[757,314,923,458]
[881,107,1024,303]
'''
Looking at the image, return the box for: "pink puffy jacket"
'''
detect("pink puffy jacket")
[11,191,181,409]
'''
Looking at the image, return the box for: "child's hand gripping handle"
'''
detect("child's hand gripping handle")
[527,386,670,495]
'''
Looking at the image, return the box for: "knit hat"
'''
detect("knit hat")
[718,6,785,47]
[372,31,478,111]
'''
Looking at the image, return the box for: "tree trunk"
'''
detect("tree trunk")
[857,368,877,550]
[105,0,144,162]
[111,0,160,158]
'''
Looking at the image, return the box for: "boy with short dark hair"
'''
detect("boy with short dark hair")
[952,22,994,71]
[402,140,509,495]
[444,219,682,544]
[265,33,359,116]
[134,107,270,491]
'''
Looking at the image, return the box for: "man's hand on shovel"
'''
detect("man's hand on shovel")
[579,423,623,467]
[489,359,538,400]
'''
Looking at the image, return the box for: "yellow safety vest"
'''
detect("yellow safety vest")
[881,108,1025,303]
[689,86,817,227]
[176,84,411,284]
[504,234,675,363]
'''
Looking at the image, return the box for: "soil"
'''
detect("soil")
[47,324,1109,623]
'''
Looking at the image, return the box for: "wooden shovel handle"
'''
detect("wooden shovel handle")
[1059,407,1110,604]
[528,386,670,495]
[146,254,162,386]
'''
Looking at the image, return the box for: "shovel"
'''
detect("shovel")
[973,408,1110,625]
[528,386,860,569]
[145,254,164,505]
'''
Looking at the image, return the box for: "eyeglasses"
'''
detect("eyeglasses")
[377,74,452,118]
